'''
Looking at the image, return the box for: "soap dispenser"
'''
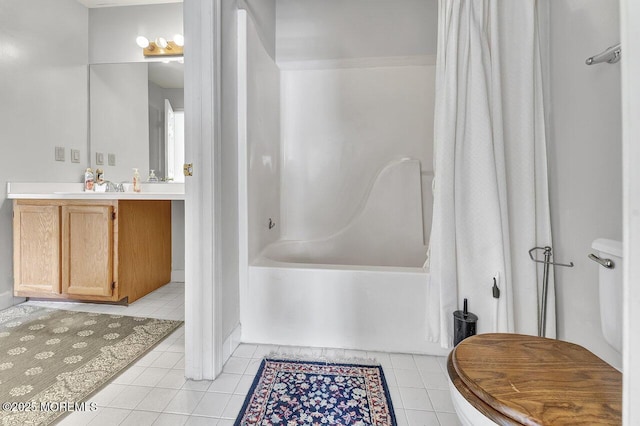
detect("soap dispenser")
[96,168,104,184]
[133,168,141,193]
[147,169,159,182]
[84,168,94,192]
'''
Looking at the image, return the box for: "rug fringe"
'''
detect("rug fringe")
[0,305,54,326]
[264,352,382,366]
[237,355,396,426]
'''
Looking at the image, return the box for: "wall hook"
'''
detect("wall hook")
[268,218,276,230]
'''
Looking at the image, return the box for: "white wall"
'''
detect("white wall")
[276,0,437,63]
[548,0,622,368]
[220,0,241,343]
[90,63,150,183]
[621,0,640,420]
[89,3,183,64]
[280,65,434,241]
[246,17,281,262]
[0,0,89,310]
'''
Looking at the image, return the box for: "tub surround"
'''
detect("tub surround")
[272,159,427,268]
[242,158,433,354]
[7,182,185,201]
[237,2,438,357]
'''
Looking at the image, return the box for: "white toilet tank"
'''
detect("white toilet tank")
[591,238,623,353]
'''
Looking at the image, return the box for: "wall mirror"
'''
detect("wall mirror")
[89,60,184,183]
[84,0,184,183]
[148,61,184,182]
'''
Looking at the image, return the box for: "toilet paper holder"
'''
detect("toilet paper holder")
[529,246,574,338]
[528,246,574,268]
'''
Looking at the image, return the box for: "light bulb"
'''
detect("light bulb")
[156,37,168,49]
[174,34,184,47]
[136,36,150,48]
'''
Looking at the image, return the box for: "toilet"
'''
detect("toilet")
[447,239,623,425]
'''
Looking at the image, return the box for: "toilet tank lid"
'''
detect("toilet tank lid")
[592,238,622,258]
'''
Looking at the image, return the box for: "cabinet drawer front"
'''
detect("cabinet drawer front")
[13,204,61,294]
[62,205,114,297]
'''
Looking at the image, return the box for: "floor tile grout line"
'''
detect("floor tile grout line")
[39,282,456,425]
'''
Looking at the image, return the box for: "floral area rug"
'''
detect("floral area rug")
[235,358,397,425]
[0,305,182,425]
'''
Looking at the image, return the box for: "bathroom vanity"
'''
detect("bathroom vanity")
[8,183,184,304]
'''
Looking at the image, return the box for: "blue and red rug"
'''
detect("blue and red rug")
[234,358,397,425]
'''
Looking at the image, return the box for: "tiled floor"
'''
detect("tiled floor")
[24,283,460,426]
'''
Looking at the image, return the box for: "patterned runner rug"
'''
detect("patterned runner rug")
[235,358,397,426]
[0,305,182,425]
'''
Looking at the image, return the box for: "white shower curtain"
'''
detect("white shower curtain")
[427,0,554,347]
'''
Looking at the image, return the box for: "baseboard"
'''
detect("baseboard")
[222,323,242,364]
[0,291,22,311]
[171,270,185,282]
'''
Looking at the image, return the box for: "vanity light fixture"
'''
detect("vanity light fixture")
[136,36,150,49]
[136,34,184,57]
[155,37,168,49]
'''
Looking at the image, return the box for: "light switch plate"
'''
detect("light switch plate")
[96,152,104,165]
[71,149,80,163]
[55,146,65,162]
[108,153,116,166]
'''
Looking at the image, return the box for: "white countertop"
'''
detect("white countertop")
[7,182,185,201]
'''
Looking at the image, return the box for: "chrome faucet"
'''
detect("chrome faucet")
[102,181,124,192]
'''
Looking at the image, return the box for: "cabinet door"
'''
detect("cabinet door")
[62,205,114,297]
[13,203,61,294]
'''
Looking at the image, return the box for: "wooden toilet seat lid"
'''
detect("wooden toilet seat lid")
[451,333,622,426]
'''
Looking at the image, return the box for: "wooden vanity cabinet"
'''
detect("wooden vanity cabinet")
[12,203,61,296]
[13,199,171,303]
[62,204,115,298]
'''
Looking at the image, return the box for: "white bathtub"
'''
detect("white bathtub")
[242,250,446,355]
[239,159,444,354]
[242,240,447,355]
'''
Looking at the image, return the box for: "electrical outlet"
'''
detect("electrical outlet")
[71,149,80,163]
[55,146,65,162]
[96,152,104,165]
[108,153,116,166]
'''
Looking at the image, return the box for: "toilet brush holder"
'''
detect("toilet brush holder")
[453,298,478,346]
